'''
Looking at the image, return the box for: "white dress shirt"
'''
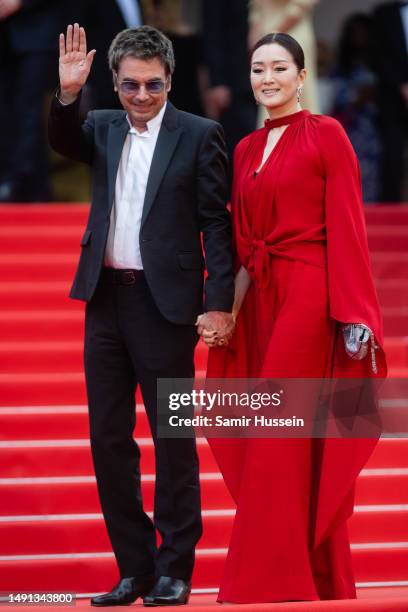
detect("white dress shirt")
[104,103,167,270]
[401,3,408,53]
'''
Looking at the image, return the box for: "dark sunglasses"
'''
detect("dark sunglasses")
[116,78,168,95]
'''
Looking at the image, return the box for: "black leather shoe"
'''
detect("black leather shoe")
[91,577,155,606]
[143,576,191,606]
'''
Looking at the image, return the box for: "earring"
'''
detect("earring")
[296,87,303,103]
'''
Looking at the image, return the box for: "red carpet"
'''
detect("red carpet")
[0,204,408,610]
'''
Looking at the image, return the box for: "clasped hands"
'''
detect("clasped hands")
[196,311,235,348]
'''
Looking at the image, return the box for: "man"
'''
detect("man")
[48,24,234,606]
[372,1,408,202]
[0,0,66,201]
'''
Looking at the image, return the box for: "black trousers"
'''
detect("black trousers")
[84,271,202,580]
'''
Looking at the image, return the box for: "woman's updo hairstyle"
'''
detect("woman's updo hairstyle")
[251,32,305,72]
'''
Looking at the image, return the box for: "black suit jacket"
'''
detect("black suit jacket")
[48,97,234,325]
[372,2,408,91]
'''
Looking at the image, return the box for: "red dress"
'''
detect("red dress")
[206,110,387,604]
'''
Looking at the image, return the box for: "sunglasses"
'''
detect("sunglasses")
[115,78,168,95]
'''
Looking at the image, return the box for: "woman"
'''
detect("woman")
[202,33,386,604]
[249,0,321,118]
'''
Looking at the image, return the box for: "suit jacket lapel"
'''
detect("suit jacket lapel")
[141,102,182,229]
[107,114,129,215]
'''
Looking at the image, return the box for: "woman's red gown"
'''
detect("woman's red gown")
[206,110,387,604]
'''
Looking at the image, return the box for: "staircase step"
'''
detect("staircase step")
[376,280,408,309]
[0,553,222,592]
[383,338,408,368]
[2,509,407,556]
[366,439,408,468]
[367,226,408,251]
[0,512,235,555]
[0,474,233,516]
[0,371,200,407]
[0,226,83,254]
[0,282,80,310]
[0,254,77,281]
[0,341,208,374]
[356,470,408,505]
[0,546,407,592]
[382,309,408,337]
[0,438,219,477]
[0,204,89,226]
[1,469,408,516]
[370,252,408,281]
[0,310,84,341]
[364,205,408,225]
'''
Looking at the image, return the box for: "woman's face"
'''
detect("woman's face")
[250,43,306,113]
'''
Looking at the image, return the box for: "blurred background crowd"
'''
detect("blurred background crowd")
[0,0,407,204]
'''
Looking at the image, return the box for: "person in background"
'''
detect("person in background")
[83,0,144,110]
[330,14,381,203]
[202,0,257,161]
[249,0,320,122]
[372,1,408,203]
[144,0,204,116]
[0,0,65,202]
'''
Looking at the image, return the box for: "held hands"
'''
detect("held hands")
[196,311,235,348]
[59,23,96,104]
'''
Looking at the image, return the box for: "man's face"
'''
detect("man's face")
[115,56,171,129]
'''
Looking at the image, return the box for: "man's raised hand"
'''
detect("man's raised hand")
[59,23,96,104]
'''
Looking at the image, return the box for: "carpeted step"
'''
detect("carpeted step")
[4,592,408,612]
[366,226,408,252]
[1,469,407,516]
[370,252,408,281]
[0,204,89,226]
[1,338,406,375]
[0,546,407,593]
[382,308,408,337]
[0,438,220,477]
[375,279,408,309]
[0,254,77,281]
[0,226,83,254]
[0,282,80,310]
[0,437,407,477]
[1,508,408,556]
[0,310,84,341]
[0,474,232,516]
[0,341,209,373]
[364,204,408,225]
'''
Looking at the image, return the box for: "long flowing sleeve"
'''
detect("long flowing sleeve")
[317,116,386,377]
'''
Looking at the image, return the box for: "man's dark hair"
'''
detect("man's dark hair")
[108,26,175,75]
[251,32,305,72]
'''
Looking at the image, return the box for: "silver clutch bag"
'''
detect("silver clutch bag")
[342,323,378,373]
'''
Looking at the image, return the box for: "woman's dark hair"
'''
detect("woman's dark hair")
[251,32,305,71]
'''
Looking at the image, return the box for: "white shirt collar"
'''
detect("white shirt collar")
[127,102,167,136]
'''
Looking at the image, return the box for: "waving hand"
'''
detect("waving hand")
[59,23,96,104]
